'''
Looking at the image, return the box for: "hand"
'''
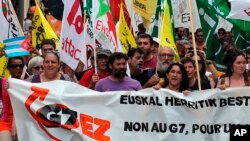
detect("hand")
[182,90,191,96]
[89,74,99,89]
[153,85,161,90]
[4,80,9,89]
[144,74,159,88]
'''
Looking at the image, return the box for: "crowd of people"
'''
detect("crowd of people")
[0,3,250,140]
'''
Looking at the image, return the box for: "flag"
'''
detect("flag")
[32,0,59,49]
[159,0,180,61]
[82,21,95,70]
[0,0,23,78]
[92,0,119,52]
[59,0,84,70]
[151,0,162,38]
[132,0,158,21]
[118,3,137,54]
[3,36,30,58]
[227,0,250,21]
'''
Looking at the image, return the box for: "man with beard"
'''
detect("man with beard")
[128,48,158,88]
[95,52,142,92]
[131,47,175,88]
[195,28,206,51]
[137,34,157,69]
[79,48,111,89]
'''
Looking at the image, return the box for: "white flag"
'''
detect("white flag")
[59,0,84,70]
[227,0,250,21]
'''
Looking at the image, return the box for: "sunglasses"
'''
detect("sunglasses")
[11,64,24,69]
[43,48,54,52]
[33,66,43,70]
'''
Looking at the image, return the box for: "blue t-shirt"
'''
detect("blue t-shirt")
[95,76,142,92]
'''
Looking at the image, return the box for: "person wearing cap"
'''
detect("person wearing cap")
[151,37,159,56]
[79,48,111,89]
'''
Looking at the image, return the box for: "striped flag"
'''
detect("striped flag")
[3,36,29,58]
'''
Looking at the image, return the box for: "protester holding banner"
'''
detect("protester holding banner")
[95,52,142,92]
[26,51,72,83]
[217,48,249,89]
[0,57,25,141]
[154,62,190,93]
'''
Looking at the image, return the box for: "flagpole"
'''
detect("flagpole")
[187,0,201,91]
[92,2,98,75]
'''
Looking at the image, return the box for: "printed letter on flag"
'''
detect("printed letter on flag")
[32,0,59,49]
[93,0,118,52]
[227,0,250,21]
[118,3,137,54]
[59,0,84,70]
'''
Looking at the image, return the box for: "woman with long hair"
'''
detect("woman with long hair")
[217,49,249,88]
[154,62,189,92]
[217,49,250,89]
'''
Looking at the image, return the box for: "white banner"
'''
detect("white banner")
[227,0,250,21]
[8,78,250,141]
[0,0,23,40]
[59,0,84,70]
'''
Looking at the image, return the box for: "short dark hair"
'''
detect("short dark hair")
[107,52,128,73]
[137,33,153,46]
[127,48,144,58]
[181,57,195,68]
[40,39,56,50]
[218,28,226,34]
[7,57,24,68]
[195,28,203,36]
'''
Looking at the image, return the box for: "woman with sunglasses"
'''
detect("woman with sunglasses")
[27,56,44,75]
[0,57,25,141]
[26,51,73,83]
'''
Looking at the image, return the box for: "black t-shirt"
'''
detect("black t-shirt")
[190,79,211,91]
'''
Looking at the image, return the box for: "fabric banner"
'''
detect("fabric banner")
[0,0,23,78]
[8,78,250,141]
[118,4,137,54]
[132,0,157,21]
[92,0,119,52]
[32,0,59,49]
[59,0,84,70]
[159,1,180,61]
[3,36,30,58]
[227,0,250,21]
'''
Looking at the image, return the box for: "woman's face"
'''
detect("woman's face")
[232,55,246,75]
[167,65,182,87]
[43,53,60,75]
[31,63,43,75]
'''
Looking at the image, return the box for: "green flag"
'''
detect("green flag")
[196,0,227,72]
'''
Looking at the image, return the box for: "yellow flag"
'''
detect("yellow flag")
[0,57,9,78]
[159,2,180,61]
[32,0,59,49]
[118,4,137,54]
[133,0,158,21]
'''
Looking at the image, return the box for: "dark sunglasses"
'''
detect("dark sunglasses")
[43,48,54,52]
[11,64,24,69]
[33,66,43,70]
